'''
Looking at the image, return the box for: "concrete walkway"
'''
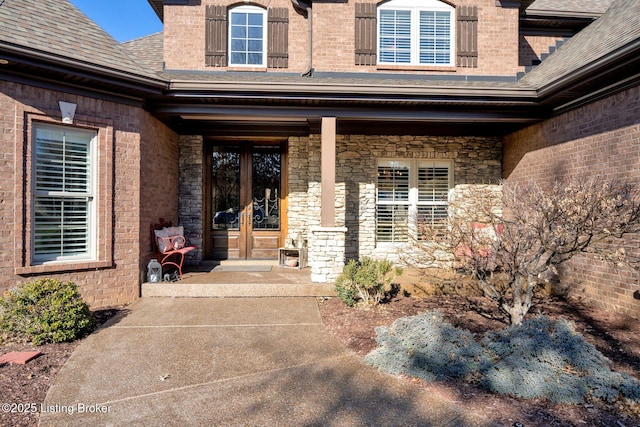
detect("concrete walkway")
[40,298,491,426]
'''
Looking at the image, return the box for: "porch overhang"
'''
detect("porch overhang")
[149,80,547,137]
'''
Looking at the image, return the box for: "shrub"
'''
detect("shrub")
[366,312,640,405]
[365,311,487,382]
[482,316,640,404]
[334,257,402,307]
[0,279,95,345]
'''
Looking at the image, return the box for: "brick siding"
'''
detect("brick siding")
[503,84,640,317]
[0,80,177,309]
[163,0,521,77]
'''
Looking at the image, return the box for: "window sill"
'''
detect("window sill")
[376,64,457,73]
[226,67,268,72]
[15,260,113,276]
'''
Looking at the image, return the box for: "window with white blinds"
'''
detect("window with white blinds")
[32,124,95,262]
[377,159,452,243]
[378,0,454,66]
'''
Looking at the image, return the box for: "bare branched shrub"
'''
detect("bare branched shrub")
[404,177,640,325]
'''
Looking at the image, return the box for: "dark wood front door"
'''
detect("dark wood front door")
[207,142,285,260]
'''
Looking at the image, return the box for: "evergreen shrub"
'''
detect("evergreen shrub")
[334,257,402,307]
[365,311,486,382]
[0,279,95,345]
[366,312,640,405]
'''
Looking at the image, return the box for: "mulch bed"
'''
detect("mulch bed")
[0,308,120,427]
[318,294,640,427]
[2,297,639,426]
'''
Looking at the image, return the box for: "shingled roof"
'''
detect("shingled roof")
[122,33,164,73]
[0,0,159,80]
[526,0,614,17]
[521,0,640,88]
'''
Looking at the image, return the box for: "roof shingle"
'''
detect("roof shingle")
[0,0,158,79]
[521,0,640,88]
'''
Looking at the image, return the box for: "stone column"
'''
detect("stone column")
[178,135,203,265]
[309,226,347,282]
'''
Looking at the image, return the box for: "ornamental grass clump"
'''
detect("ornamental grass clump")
[0,278,95,345]
[366,312,640,405]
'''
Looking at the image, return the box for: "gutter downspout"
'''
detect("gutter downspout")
[292,0,313,77]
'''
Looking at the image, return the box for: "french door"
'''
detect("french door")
[207,142,285,259]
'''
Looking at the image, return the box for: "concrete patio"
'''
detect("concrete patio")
[141,261,336,298]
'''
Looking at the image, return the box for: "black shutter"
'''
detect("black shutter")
[268,8,289,68]
[205,5,227,67]
[355,3,376,66]
[457,5,478,68]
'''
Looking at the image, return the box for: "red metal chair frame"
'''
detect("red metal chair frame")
[150,219,196,280]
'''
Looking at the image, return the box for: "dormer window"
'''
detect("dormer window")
[229,5,267,66]
[377,0,454,66]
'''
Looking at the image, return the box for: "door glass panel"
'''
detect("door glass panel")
[252,146,280,230]
[211,146,240,230]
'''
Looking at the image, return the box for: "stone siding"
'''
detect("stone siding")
[287,134,503,269]
[178,135,204,265]
[503,84,640,317]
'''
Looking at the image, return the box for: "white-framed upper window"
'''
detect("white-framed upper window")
[32,123,96,263]
[377,0,455,66]
[376,159,452,243]
[229,5,267,66]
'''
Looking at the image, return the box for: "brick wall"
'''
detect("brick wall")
[163,0,521,76]
[140,107,181,279]
[288,134,503,264]
[0,80,177,309]
[163,0,308,71]
[503,84,640,317]
[519,34,567,67]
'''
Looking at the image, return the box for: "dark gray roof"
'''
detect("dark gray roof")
[526,0,614,16]
[521,0,640,88]
[122,32,164,72]
[0,0,158,79]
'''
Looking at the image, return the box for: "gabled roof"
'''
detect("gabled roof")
[526,0,614,18]
[122,33,165,73]
[0,0,165,97]
[521,0,640,93]
[0,0,155,78]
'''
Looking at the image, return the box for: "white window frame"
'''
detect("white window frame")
[31,123,97,263]
[376,159,453,244]
[377,0,455,66]
[228,5,268,67]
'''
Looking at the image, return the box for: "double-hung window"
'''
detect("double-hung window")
[378,0,454,66]
[32,123,96,263]
[376,159,452,243]
[229,5,267,66]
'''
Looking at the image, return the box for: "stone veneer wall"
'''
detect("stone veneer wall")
[287,134,502,274]
[178,135,204,265]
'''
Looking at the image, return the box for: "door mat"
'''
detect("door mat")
[212,265,273,272]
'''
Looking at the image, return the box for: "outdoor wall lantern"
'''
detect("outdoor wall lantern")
[59,101,77,124]
[147,259,163,283]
